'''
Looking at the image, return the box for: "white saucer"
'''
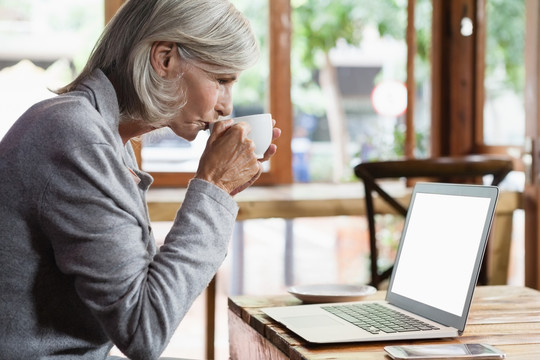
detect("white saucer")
[287,283,377,303]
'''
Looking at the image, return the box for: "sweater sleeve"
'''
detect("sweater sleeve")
[39,142,238,360]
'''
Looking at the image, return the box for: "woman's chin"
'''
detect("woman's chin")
[169,128,198,142]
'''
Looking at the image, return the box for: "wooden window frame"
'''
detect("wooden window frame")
[430,0,483,157]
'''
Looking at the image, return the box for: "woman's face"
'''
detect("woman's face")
[166,60,239,141]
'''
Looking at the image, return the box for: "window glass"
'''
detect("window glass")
[290,0,431,183]
[0,0,103,139]
[483,0,525,146]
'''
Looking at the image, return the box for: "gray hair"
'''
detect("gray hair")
[57,0,259,124]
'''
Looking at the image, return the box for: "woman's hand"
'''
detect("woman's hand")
[195,119,281,195]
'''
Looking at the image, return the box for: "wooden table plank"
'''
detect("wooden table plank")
[147,183,521,221]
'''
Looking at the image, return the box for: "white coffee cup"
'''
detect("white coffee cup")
[211,113,273,159]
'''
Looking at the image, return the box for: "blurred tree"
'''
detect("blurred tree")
[485,0,525,94]
[291,0,407,181]
[230,0,269,110]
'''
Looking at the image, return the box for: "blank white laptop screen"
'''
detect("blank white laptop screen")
[389,193,491,316]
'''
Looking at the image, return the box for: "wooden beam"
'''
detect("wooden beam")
[474,0,486,148]
[405,0,416,158]
[105,0,124,23]
[431,0,480,157]
[431,0,443,157]
[524,0,540,289]
[268,0,293,184]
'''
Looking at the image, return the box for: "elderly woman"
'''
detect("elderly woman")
[0,0,280,359]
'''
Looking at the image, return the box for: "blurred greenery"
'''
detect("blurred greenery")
[292,0,407,68]
[486,0,525,95]
[292,0,432,168]
[230,0,269,109]
[0,0,30,13]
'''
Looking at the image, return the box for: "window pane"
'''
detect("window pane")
[142,129,209,172]
[0,0,103,139]
[291,0,431,182]
[483,0,525,146]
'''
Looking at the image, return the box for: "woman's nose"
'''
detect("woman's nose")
[216,87,233,117]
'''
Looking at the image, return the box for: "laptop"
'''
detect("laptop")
[262,182,499,344]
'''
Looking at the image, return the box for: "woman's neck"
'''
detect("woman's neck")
[118,119,157,145]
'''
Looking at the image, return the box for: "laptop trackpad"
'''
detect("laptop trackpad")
[282,315,344,328]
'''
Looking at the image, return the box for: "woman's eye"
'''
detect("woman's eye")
[217,78,233,85]
[216,75,238,85]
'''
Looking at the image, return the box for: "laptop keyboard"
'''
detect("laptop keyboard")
[321,303,440,334]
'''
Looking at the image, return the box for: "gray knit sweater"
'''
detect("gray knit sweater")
[0,70,238,359]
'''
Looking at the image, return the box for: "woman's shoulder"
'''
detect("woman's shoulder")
[27,92,114,141]
[36,69,120,137]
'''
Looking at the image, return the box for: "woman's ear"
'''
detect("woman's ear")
[150,41,178,78]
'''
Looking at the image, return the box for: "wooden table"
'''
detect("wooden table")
[228,286,540,359]
[147,182,520,221]
[147,183,377,221]
[147,183,522,359]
